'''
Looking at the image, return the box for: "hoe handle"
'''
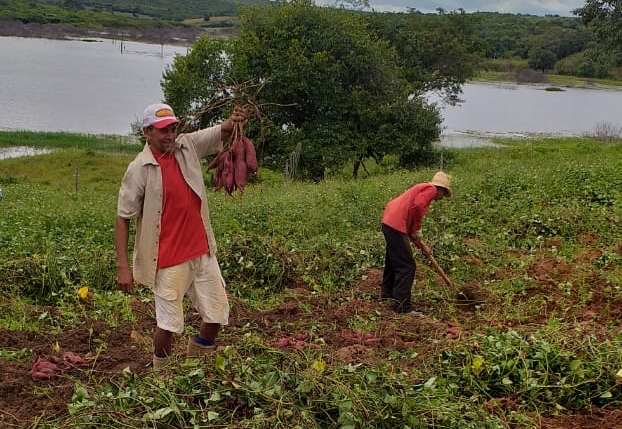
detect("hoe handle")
[421,245,453,287]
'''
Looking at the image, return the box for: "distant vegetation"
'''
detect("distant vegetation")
[1,0,163,28]
[5,0,261,22]
[2,0,621,80]
[0,0,251,39]
[470,12,620,80]
[0,0,249,43]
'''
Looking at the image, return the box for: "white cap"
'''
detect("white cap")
[142,103,179,129]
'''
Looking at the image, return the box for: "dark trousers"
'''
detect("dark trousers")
[381,223,415,313]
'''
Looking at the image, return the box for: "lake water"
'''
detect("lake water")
[434,82,622,138]
[1,36,186,135]
[1,36,622,142]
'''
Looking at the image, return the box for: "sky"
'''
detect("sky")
[332,0,588,16]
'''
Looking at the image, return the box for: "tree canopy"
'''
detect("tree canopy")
[469,12,592,62]
[162,37,234,130]
[574,0,622,56]
[161,1,479,179]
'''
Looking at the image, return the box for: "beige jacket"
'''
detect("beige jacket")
[117,125,223,287]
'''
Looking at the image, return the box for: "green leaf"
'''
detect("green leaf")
[568,359,582,371]
[215,354,226,372]
[150,407,173,420]
[296,379,314,393]
[365,370,378,383]
[73,385,89,400]
[383,394,397,405]
[339,399,353,412]
[423,376,437,390]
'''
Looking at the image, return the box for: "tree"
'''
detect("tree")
[471,12,591,61]
[528,47,557,72]
[574,0,622,54]
[526,27,592,60]
[364,10,479,104]
[62,0,83,10]
[161,1,474,179]
[161,37,233,130]
[333,0,370,11]
[232,0,443,179]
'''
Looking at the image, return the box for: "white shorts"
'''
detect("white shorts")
[152,253,229,334]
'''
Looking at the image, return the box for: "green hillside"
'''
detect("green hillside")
[0,0,264,29]
[0,0,260,42]
[18,0,263,20]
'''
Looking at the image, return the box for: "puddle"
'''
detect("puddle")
[436,131,504,148]
[0,146,53,160]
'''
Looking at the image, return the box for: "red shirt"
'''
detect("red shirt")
[381,183,437,236]
[152,148,208,268]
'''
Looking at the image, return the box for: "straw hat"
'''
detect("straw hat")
[430,171,452,197]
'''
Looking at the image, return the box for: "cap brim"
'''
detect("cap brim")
[152,118,179,129]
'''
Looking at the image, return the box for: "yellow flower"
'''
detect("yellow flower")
[471,356,485,374]
[312,360,326,373]
[77,286,89,299]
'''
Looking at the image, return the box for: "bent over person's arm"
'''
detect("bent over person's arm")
[115,217,134,294]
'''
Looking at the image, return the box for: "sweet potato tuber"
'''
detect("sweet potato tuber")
[206,109,258,195]
[207,151,226,171]
[222,151,235,193]
[242,137,258,174]
[234,155,248,192]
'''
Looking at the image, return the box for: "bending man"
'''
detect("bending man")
[380,171,452,316]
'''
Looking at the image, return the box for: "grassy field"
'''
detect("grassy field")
[476,70,622,89]
[1,131,622,428]
[475,59,622,89]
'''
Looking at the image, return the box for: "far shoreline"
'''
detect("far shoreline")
[0,18,236,47]
[470,78,622,91]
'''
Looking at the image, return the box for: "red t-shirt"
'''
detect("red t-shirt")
[381,183,437,236]
[152,148,208,269]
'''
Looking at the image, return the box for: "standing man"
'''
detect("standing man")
[115,103,248,370]
[380,171,452,316]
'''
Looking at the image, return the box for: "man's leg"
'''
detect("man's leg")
[381,224,396,300]
[382,225,415,313]
[153,327,174,357]
[187,254,229,357]
[152,260,196,368]
[199,322,220,342]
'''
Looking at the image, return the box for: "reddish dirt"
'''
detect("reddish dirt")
[2,260,622,428]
